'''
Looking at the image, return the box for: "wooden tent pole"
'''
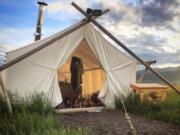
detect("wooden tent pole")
[0,9,109,72]
[0,73,13,114]
[138,60,156,82]
[0,20,86,72]
[71,2,180,94]
[92,21,180,94]
[0,81,5,99]
[138,67,148,83]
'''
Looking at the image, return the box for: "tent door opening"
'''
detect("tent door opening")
[57,39,106,109]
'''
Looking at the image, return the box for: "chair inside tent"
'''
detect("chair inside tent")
[57,39,106,109]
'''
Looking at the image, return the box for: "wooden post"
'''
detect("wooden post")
[0,73,13,114]
[71,2,180,95]
[0,84,5,99]
[138,60,156,82]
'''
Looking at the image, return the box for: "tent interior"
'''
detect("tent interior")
[57,39,106,108]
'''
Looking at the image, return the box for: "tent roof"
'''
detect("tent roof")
[6,23,137,64]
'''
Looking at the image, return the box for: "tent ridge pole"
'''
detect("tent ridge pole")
[71,2,180,94]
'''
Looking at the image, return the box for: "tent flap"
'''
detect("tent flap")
[5,26,84,106]
[85,24,136,107]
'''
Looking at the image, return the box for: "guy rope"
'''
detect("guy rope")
[119,94,136,135]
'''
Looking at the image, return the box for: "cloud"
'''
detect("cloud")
[122,30,180,67]
[92,0,180,31]
[47,0,88,13]
[0,27,34,49]
[91,0,140,26]
[0,44,15,51]
[139,0,180,27]
[88,0,180,68]
[46,0,139,25]
[0,0,179,68]
[0,23,62,50]
[47,1,64,14]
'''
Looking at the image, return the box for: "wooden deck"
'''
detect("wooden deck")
[131,83,168,103]
[55,107,104,113]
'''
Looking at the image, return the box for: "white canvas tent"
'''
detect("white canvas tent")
[2,23,136,108]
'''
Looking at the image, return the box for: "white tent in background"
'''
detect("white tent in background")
[3,23,136,108]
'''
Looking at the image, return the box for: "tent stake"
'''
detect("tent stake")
[0,73,13,114]
[71,2,180,94]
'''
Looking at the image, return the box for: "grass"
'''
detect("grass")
[0,92,90,135]
[116,87,180,125]
[1,87,179,135]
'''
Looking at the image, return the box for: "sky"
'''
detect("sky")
[0,0,180,68]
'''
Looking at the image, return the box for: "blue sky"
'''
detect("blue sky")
[0,0,180,68]
[0,0,76,48]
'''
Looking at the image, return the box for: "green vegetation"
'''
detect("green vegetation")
[94,121,108,135]
[116,89,180,125]
[0,92,90,135]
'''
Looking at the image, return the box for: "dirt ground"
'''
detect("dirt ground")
[59,110,180,135]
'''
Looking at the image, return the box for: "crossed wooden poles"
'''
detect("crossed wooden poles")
[0,2,179,115]
[138,60,157,82]
[71,2,180,93]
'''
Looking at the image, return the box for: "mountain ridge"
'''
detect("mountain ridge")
[136,66,180,84]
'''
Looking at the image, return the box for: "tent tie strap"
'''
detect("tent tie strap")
[46,67,57,71]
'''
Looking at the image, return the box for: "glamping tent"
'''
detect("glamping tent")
[0,3,178,115]
[2,24,136,108]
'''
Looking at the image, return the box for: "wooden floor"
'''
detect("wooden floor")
[55,106,104,113]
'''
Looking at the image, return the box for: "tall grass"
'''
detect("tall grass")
[116,91,180,125]
[0,92,90,135]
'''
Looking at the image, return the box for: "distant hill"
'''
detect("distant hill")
[137,66,180,84]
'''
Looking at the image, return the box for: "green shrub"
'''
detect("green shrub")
[7,92,53,115]
[115,92,180,125]
[94,121,108,135]
[0,112,90,135]
[0,92,90,135]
